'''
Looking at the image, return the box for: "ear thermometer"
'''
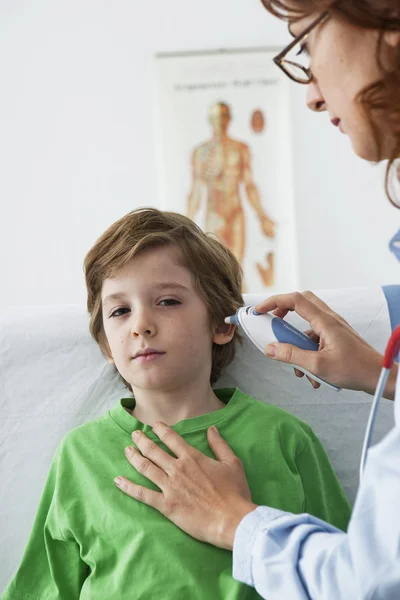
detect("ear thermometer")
[225,306,340,392]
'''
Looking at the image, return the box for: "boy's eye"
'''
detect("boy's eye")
[110,307,130,318]
[159,298,181,307]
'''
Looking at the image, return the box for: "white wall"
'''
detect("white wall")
[0,0,398,307]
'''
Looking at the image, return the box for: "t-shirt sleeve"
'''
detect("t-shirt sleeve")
[295,428,352,532]
[2,446,89,600]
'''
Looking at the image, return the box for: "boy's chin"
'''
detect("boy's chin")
[129,377,180,393]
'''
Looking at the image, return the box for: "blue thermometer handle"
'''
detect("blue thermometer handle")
[270,316,318,351]
[226,307,340,391]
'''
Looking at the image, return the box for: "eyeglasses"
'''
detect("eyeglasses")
[273,12,330,84]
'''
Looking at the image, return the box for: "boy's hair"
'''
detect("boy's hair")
[84,208,244,388]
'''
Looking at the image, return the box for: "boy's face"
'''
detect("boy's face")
[101,245,233,393]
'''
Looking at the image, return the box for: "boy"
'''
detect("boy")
[2,208,351,600]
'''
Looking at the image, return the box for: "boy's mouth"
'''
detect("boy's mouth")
[132,348,165,361]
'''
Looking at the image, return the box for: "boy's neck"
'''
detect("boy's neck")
[129,382,226,426]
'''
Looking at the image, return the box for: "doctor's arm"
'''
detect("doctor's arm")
[234,425,400,600]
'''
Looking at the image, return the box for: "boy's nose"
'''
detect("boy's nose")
[130,312,156,338]
[131,328,154,338]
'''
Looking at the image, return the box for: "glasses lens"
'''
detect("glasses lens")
[282,60,310,83]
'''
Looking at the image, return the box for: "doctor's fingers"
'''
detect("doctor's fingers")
[114,475,163,511]
[301,291,349,326]
[255,291,336,336]
[304,328,319,341]
[294,368,305,378]
[266,342,321,374]
[291,292,349,331]
[131,430,178,471]
[306,375,321,389]
[261,290,343,323]
[299,291,334,311]
[124,443,169,487]
[293,367,320,389]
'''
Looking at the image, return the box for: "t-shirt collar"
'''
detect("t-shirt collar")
[108,387,241,437]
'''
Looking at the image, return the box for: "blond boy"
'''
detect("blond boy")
[2,208,350,600]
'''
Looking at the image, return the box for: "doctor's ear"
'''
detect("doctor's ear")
[383,30,400,49]
[212,322,236,346]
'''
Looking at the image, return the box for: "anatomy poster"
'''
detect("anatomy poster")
[154,48,298,293]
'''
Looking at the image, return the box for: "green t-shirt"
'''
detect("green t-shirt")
[2,388,351,600]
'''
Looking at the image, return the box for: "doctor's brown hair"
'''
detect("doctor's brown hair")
[84,208,243,390]
[261,0,400,205]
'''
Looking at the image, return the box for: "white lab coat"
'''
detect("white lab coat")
[233,371,400,599]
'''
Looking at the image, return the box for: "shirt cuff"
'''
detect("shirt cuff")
[232,505,288,586]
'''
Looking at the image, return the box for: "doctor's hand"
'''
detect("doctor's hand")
[115,423,257,550]
[255,291,397,399]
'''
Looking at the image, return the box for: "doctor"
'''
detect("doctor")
[116,1,400,598]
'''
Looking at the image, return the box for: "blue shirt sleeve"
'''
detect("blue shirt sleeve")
[233,426,400,600]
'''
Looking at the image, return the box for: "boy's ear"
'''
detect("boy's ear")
[99,331,114,364]
[104,344,115,365]
[103,346,114,365]
[212,322,236,346]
